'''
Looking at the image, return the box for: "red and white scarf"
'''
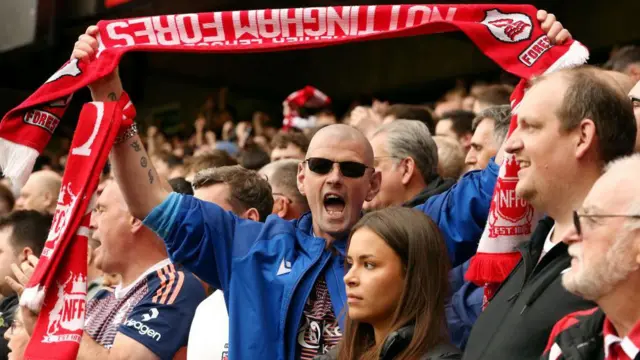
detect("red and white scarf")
[18,94,135,360]
[0,5,588,359]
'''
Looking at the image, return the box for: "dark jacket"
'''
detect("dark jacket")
[0,294,19,358]
[462,218,596,360]
[403,176,457,208]
[313,324,462,360]
[540,307,606,360]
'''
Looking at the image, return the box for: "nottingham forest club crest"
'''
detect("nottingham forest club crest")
[481,9,533,43]
[43,272,87,344]
[488,155,534,238]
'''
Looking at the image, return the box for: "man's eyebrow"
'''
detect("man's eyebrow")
[630,96,640,102]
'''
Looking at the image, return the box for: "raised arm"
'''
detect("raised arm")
[73,26,170,219]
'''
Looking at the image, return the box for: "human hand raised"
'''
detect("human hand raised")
[71,25,122,101]
[5,255,39,296]
[537,9,572,45]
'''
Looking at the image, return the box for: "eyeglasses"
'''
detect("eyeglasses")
[572,210,640,236]
[304,158,370,178]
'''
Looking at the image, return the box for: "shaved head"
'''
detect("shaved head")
[34,170,62,194]
[15,170,62,214]
[298,123,381,243]
[308,124,374,166]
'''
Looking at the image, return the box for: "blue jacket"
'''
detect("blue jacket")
[446,260,483,350]
[142,161,498,360]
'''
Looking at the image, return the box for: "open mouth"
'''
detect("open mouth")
[323,193,346,216]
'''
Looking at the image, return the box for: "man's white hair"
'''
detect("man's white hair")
[604,153,640,230]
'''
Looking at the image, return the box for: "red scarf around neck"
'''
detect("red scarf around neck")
[0,5,588,359]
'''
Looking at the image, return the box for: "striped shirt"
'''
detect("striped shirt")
[85,259,206,360]
[297,276,342,359]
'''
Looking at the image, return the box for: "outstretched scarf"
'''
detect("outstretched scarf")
[0,4,588,359]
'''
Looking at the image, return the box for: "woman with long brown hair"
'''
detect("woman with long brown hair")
[316,207,461,360]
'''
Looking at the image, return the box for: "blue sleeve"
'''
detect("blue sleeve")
[449,260,470,295]
[415,160,499,266]
[118,272,206,360]
[446,282,483,351]
[143,193,264,290]
[446,261,483,350]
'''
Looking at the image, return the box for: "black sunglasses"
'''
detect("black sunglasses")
[572,210,640,236]
[304,157,370,178]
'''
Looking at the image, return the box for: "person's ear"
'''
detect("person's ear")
[575,119,597,160]
[242,208,260,222]
[629,64,640,83]
[297,162,306,196]
[400,157,416,186]
[20,247,34,263]
[43,191,56,210]
[271,197,284,217]
[129,215,144,234]
[276,199,290,219]
[365,170,382,202]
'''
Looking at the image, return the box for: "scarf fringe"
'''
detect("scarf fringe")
[464,252,522,285]
[544,41,590,75]
[0,138,39,195]
[20,285,46,312]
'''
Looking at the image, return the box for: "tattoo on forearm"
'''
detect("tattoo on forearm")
[107,92,117,101]
[130,141,141,152]
[148,169,154,184]
[140,156,148,168]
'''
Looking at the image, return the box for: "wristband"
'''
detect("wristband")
[114,123,138,145]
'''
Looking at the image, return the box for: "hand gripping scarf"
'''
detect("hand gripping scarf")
[0,4,588,359]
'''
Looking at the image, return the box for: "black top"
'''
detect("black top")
[541,308,606,360]
[314,324,461,360]
[403,176,456,208]
[463,218,596,360]
[0,294,19,359]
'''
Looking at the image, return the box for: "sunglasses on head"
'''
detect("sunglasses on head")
[304,157,370,178]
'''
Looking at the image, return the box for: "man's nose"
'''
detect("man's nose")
[325,163,343,183]
[465,151,476,165]
[504,133,524,155]
[559,224,581,245]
